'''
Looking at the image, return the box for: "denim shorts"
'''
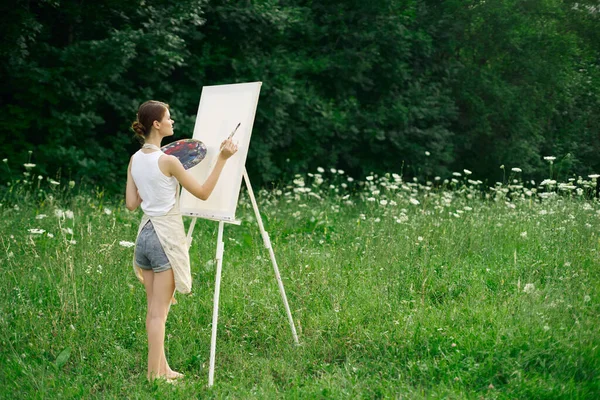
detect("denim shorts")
[135,221,172,273]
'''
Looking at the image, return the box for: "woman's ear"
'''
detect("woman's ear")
[153,120,161,129]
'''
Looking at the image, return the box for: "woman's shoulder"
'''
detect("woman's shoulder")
[131,149,144,159]
[159,153,179,164]
[158,153,182,177]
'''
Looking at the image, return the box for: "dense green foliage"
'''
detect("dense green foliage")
[1,172,599,397]
[1,0,599,193]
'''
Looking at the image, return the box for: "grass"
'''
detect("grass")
[0,168,599,399]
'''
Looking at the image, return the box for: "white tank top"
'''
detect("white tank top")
[131,150,178,216]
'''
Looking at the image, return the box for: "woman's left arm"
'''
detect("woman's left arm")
[126,156,142,211]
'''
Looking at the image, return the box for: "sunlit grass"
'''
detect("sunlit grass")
[1,164,599,398]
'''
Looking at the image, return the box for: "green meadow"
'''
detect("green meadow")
[1,169,599,399]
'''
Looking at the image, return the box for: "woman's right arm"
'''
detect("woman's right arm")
[168,139,238,201]
[126,156,142,210]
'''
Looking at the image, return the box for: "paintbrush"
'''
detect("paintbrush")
[227,122,241,140]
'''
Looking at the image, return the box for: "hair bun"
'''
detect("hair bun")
[131,121,146,137]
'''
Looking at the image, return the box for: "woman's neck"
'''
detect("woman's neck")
[144,132,162,148]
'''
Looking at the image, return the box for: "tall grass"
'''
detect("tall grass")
[1,165,599,398]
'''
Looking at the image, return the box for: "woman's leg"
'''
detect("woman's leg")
[142,270,173,379]
[143,268,175,380]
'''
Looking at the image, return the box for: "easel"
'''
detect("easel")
[184,168,300,387]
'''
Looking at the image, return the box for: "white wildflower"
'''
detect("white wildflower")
[588,174,600,179]
[409,198,420,205]
[47,233,54,238]
[35,214,47,220]
[379,199,388,206]
[293,178,305,187]
[49,180,60,186]
[558,184,576,190]
[337,169,345,175]
[28,228,46,234]
[511,168,522,173]
[523,283,535,294]
[463,169,472,175]
[55,209,65,218]
[65,210,74,219]
[452,172,461,177]
[366,176,374,181]
[69,240,77,245]
[317,167,324,173]
[23,163,36,169]
[330,168,337,174]
[584,295,591,303]
[119,241,136,248]
[520,231,527,238]
[425,151,430,156]
[104,208,112,215]
[62,227,73,235]
[544,156,556,162]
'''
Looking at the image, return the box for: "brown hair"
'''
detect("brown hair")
[131,100,169,143]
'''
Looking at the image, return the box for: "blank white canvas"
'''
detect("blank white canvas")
[179,82,262,222]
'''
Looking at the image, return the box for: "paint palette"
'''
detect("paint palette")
[162,139,207,170]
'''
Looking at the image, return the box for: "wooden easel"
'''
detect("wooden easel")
[185,169,299,387]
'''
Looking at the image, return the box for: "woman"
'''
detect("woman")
[126,100,237,381]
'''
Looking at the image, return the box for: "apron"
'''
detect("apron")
[132,193,192,303]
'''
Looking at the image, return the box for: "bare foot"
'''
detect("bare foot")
[166,369,184,380]
[147,372,182,383]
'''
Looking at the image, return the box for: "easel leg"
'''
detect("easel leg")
[243,169,300,345]
[208,221,225,387]
[186,217,197,248]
